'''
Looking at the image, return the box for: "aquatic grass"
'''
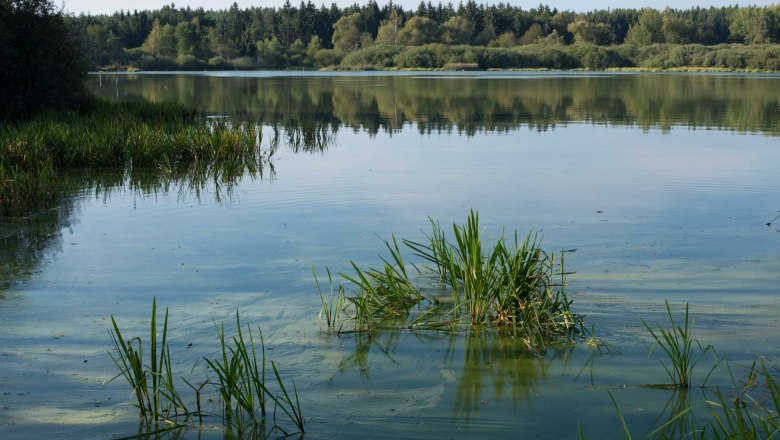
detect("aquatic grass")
[316,211,586,347]
[707,360,780,438]
[204,310,305,436]
[0,97,273,217]
[204,311,269,433]
[583,358,780,439]
[108,297,187,424]
[315,267,345,333]
[644,301,718,389]
[109,302,304,437]
[268,361,305,435]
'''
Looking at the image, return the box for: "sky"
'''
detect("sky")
[62,0,778,16]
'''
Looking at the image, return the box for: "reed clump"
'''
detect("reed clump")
[108,298,187,425]
[316,211,585,347]
[108,299,304,437]
[0,98,271,217]
[644,301,717,389]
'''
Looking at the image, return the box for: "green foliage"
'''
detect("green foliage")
[109,301,305,436]
[316,211,585,348]
[0,98,273,217]
[108,298,187,424]
[69,3,780,72]
[397,16,440,46]
[643,301,718,388]
[342,44,403,68]
[332,13,365,53]
[626,9,664,46]
[1,0,89,120]
[441,16,474,45]
[568,19,615,45]
[393,44,446,68]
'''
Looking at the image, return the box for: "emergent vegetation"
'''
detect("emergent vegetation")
[71,1,780,71]
[316,211,585,347]
[0,99,272,217]
[583,302,779,439]
[109,299,304,437]
[644,301,718,389]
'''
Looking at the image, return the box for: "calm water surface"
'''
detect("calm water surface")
[1,71,779,439]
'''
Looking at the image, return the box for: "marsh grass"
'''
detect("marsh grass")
[587,360,780,439]
[1,98,273,217]
[108,297,188,424]
[581,302,780,439]
[316,211,585,347]
[315,267,345,333]
[707,360,780,438]
[110,301,304,437]
[204,311,305,436]
[644,301,718,389]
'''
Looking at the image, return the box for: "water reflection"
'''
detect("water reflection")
[0,202,75,291]
[0,121,334,291]
[334,328,573,419]
[91,73,780,136]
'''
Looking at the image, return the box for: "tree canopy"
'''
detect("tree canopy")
[1,0,89,120]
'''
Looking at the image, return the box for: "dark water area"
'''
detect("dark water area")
[1,71,779,439]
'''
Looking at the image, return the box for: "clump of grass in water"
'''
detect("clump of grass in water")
[644,301,718,389]
[577,302,780,439]
[316,210,585,347]
[109,300,304,437]
[108,297,188,425]
[708,359,780,437]
[204,311,304,436]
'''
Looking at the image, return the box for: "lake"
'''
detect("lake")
[1,71,779,439]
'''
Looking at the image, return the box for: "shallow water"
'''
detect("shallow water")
[1,71,779,438]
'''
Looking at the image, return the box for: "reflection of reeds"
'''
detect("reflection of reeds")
[316,211,585,348]
[452,330,570,419]
[0,98,274,217]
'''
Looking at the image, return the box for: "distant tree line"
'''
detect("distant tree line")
[71,1,780,70]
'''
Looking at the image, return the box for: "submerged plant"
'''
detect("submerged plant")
[315,211,585,347]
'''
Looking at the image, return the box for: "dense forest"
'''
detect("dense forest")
[71,1,780,70]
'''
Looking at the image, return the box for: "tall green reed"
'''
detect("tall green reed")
[204,311,304,436]
[108,297,187,424]
[644,301,717,388]
[205,311,268,433]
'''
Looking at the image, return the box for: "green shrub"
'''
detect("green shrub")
[342,45,403,68]
[313,49,342,68]
[394,45,445,68]
[207,56,233,70]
